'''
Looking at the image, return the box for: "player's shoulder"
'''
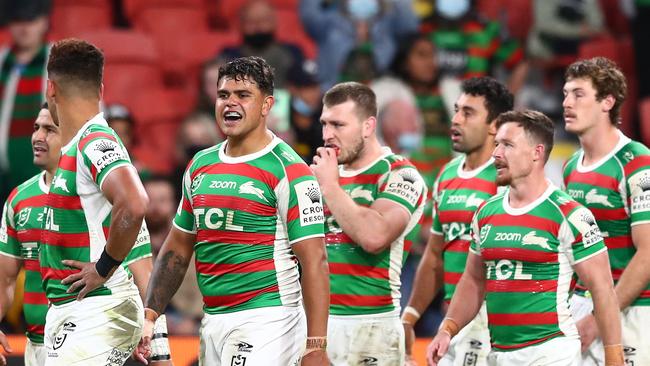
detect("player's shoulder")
[188,143,221,171]
[270,139,305,166]
[564,149,583,170]
[547,187,585,218]
[475,189,505,216]
[9,173,44,205]
[616,139,650,175]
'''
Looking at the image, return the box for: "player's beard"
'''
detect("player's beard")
[338,135,365,165]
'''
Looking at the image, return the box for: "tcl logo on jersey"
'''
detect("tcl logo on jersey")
[85,139,127,173]
[442,222,470,243]
[44,208,59,231]
[194,208,243,231]
[485,259,532,280]
[629,170,650,213]
[295,180,324,227]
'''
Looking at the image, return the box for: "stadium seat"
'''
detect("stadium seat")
[0,28,10,47]
[132,6,210,34]
[153,30,239,86]
[275,10,318,59]
[49,3,113,37]
[639,98,650,146]
[79,30,165,103]
[122,0,205,21]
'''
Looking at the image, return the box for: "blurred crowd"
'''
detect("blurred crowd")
[1,0,649,338]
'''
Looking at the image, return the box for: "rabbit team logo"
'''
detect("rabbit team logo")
[295,180,324,227]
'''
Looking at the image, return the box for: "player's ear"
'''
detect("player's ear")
[46,79,56,101]
[363,116,376,139]
[487,119,497,136]
[533,143,545,162]
[261,94,275,117]
[601,94,615,113]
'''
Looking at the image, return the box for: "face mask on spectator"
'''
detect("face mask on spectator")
[347,0,380,21]
[292,97,315,117]
[244,32,274,49]
[436,0,470,20]
[398,133,422,154]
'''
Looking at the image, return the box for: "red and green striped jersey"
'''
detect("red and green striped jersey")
[0,44,49,194]
[40,113,142,305]
[426,20,524,80]
[431,156,499,301]
[470,184,606,351]
[173,136,325,314]
[325,148,427,316]
[0,172,49,344]
[563,132,650,306]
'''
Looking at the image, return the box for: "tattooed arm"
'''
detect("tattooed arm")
[145,226,195,314]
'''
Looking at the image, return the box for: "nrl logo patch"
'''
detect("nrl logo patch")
[17,207,32,227]
[479,224,492,244]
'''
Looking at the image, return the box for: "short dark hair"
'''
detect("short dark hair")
[565,57,627,124]
[461,77,514,123]
[322,82,377,120]
[496,110,555,162]
[217,56,274,96]
[47,39,104,97]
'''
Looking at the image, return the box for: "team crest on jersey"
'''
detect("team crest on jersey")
[479,224,492,245]
[568,208,602,248]
[191,173,206,194]
[85,139,127,173]
[629,170,650,213]
[295,180,324,226]
[521,231,552,251]
[17,207,32,227]
[52,174,70,193]
[349,187,374,202]
[384,168,423,207]
[239,181,268,203]
[585,188,613,207]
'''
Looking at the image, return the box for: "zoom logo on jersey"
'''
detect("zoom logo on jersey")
[295,180,324,227]
[385,168,423,207]
[630,170,650,213]
[231,355,247,366]
[85,139,128,173]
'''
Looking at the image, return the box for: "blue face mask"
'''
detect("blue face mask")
[436,0,470,20]
[398,133,422,154]
[292,97,315,117]
[347,0,380,21]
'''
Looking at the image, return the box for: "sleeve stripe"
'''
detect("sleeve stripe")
[289,233,325,245]
[172,221,196,235]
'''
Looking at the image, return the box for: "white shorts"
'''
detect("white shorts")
[25,340,46,366]
[570,294,650,366]
[487,337,581,366]
[328,313,404,366]
[439,303,490,366]
[199,306,306,366]
[44,294,143,366]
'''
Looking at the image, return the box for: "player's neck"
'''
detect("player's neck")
[579,123,620,166]
[508,169,549,208]
[464,140,494,171]
[44,168,55,186]
[225,127,273,157]
[58,99,101,146]
[344,137,383,171]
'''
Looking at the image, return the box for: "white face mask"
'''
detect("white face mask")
[347,0,380,21]
[436,0,470,20]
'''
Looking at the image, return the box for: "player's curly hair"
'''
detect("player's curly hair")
[461,77,514,123]
[47,38,104,97]
[565,57,627,125]
[217,56,274,96]
[496,110,555,163]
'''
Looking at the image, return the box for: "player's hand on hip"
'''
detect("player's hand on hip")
[61,259,110,300]
[132,317,154,365]
[0,330,13,366]
[310,147,339,187]
[300,349,329,366]
[576,314,599,352]
[426,332,451,366]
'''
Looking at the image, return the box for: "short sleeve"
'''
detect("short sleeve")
[122,221,153,267]
[0,201,21,259]
[173,165,197,234]
[430,177,442,235]
[626,159,650,226]
[78,129,132,189]
[278,163,324,244]
[376,166,426,215]
[469,211,482,255]
[565,206,607,264]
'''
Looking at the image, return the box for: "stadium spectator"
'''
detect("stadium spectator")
[0,0,50,204]
[300,0,419,90]
[194,58,225,120]
[287,60,322,164]
[218,0,306,88]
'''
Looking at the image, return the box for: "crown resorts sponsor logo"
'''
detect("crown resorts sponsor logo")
[568,207,603,248]
[85,139,126,172]
[630,170,650,213]
[384,168,422,207]
[295,180,324,226]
